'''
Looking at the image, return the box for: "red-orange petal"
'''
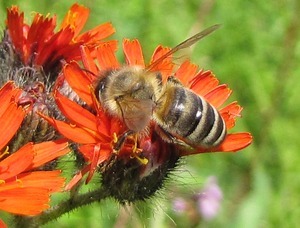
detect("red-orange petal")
[38,113,102,144]
[96,42,120,70]
[0,82,17,117]
[0,103,25,150]
[76,22,116,44]
[180,132,252,156]
[1,170,64,193]
[65,165,90,190]
[55,91,98,132]
[80,45,99,77]
[63,62,94,106]
[149,45,173,81]
[79,144,111,163]
[17,171,64,193]
[190,70,219,96]
[175,60,198,86]
[220,101,243,116]
[203,84,232,108]
[35,27,75,66]
[123,39,145,67]
[215,133,253,152]
[0,219,7,228]
[26,14,56,64]
[0,187,50,215]
[60,3,89,37]
[85,144,100,184]
[29,140,70,169]
[6,6,25,62]
[220,102,243,130]
[0,144,33,180]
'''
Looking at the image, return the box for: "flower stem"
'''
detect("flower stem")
[14,188,110,227]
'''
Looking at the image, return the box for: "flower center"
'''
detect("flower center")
[112,131,148,165]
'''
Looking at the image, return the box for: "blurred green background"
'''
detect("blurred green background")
[1,0,300,227]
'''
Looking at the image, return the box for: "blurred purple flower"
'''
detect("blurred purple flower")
[196,176,223,220]
[172,197,188,214]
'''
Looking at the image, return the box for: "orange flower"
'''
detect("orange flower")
[62,40,252,154]
[40,37,252,196]
[0,82,70,216]
[6,3,116,72]
[39,42,175,189]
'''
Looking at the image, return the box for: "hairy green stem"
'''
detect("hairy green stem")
[14,188,110,228]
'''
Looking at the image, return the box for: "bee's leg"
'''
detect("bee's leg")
[155,125,194,149]
[113,130,134,153]
[127,134,148,164]
[166,75,184,85]
[154,125,177,143]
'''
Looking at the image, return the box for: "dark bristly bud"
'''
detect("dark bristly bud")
[0,31,63,154]
[100,131,180,204]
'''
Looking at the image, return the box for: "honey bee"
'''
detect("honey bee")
[95,24,226,149]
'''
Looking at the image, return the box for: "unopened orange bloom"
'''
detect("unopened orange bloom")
[0,82,70,216]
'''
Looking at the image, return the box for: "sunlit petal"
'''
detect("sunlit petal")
[76,22,116,44]
[63,62,94,105]
[175,60,198,86]
[149,45,173,81]
[96,42,120,70]
[0,103,25,150]
[189,70,219,96]
[60,3,89,37]
[215,133,253,152]
[55,91,98,132]
[0,187,50,215]
[220,102,243,130]
[6,6,25,62]
[203,85,232,108]
[0,144,33,180]
[123,39,145,66]
[80,45,99,76]
[38,113,102,144]
[29,140,70,169]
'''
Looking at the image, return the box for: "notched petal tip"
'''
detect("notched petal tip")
[175,60,198,86]
[204,84,232,108]
[123,39,145,66]
[96,42,120,70]
[220,102,243,130]
[61,3,90,36]
[189,70,220,96]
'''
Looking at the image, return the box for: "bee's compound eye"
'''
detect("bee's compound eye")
[98,79,107,93]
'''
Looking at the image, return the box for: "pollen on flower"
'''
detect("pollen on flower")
[16,178,23,187]
[112,132,118,144]
[133,155,148,165]
[0,147,9,159]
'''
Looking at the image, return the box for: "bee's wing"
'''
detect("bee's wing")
[147,24,220,71]
[118,98,155,132]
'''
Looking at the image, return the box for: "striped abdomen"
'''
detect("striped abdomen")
[155,85,226,148]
